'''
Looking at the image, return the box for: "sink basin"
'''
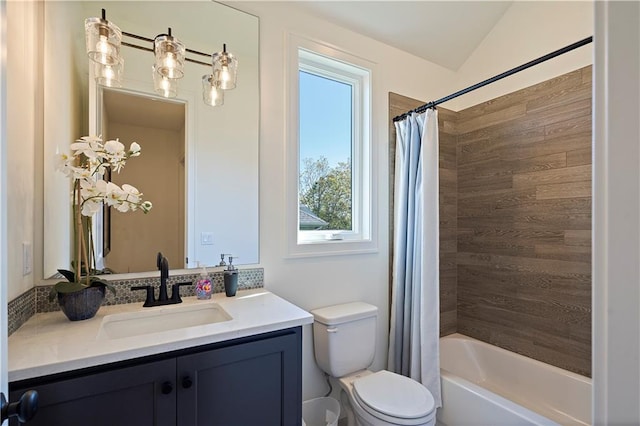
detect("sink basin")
[98,303,232,340]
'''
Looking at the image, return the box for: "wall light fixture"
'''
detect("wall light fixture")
[84,9,238,106]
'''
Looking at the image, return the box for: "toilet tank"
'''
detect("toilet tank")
[311,302,378,378]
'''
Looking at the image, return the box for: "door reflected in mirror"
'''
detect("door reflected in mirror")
[101,89,186,273]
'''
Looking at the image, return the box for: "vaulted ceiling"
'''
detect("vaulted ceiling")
[281,1,513,70]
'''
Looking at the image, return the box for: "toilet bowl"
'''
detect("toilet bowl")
[339,370,436,426]
[310,302,436,426]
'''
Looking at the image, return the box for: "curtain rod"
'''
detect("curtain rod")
[392,36,593,122]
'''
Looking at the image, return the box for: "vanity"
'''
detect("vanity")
[8,289,312,426]
[7,2,289,423]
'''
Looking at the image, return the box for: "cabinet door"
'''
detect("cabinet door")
[10,358,177,426]
[177,328,302,426]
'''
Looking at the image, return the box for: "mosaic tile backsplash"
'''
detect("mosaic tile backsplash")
[7,288,35,336]
[8,268,263,336]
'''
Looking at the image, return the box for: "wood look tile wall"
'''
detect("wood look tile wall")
[388,66,591,376]
[389,93,458,336]
[456,66,592,377]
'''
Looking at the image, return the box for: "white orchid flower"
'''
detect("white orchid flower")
[110,158,127,173]
[129,142,141,157]
[79,179,102,200]
[55,153,76,177]
[70,141,99,160]
[121,184,141,204]
[104,181,125,207]
[116,202,131,213]
[104,139,125,156]
[77,135,103,145]
[56,135,152,283]
[94,179,109,194]
[81,199,102,216]
[71,166,92,181]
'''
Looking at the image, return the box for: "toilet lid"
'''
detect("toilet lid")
[352,371,435,422]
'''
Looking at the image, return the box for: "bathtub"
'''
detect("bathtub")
[437,334,591,426]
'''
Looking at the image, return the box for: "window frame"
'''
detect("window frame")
[286,33,377,257]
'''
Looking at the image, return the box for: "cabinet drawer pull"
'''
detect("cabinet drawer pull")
[327,327,338,333]
[182,377,193,389]
[161,381,173,395]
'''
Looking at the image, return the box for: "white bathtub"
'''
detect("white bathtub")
[437,334,591,426]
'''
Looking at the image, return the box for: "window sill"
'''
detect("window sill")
[286,238,378,259]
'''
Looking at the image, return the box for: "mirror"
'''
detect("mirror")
[43,1,259,278]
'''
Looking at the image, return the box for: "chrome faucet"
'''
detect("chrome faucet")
[131,252,190,307]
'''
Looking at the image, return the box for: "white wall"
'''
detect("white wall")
[231,1,458,400]
[42,1,83,281]
[447,1,593,111]
[593,2,640,423]
[6,0,40,300]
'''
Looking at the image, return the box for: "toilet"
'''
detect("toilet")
[311,302,436,426]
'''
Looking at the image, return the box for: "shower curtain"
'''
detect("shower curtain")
[388,109,441,407]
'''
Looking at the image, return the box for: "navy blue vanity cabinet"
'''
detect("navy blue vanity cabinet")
[8,358,176,426]
[9,327,303,426]
[177,329,301,425]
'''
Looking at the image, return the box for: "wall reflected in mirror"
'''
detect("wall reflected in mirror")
[43,1,259,278]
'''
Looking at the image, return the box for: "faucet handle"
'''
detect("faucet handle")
[171,282,192,303]
[131,285,155,307]
[218,253,230,267]
[227,255,238,271]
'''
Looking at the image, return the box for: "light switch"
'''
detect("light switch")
[201,232,214,245]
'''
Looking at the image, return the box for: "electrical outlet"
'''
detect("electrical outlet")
[201,232,214,245]
[23,242,32,276]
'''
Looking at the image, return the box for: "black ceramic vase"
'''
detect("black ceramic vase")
[57,286,106,321]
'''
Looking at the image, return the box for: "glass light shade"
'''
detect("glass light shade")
[85,17,122,66]
[153,65,178,98]
[212,49,238,90]
[202,75,224,106]
[95,57,124,87]
[154,35,185,79]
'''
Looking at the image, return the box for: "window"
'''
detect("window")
[287,34,376,257]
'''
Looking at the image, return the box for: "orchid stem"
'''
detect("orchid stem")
[75,180,82,284]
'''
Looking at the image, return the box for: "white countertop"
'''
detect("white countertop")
[9,289,313,382]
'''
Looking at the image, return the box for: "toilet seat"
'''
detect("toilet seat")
[352,370,435,425]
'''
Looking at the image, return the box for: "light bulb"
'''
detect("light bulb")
[164,54,176,68]
[202,74,224,106]
[221,65,230,84]
[154,34,185,79]
[209,86,219,100]
[212,47,237,90]
[162,54,180,78]
[95,57,122,87]
[85,15,121,65]
[153,65,177,98]
[104,67,114,80]
[96,35,110,55]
